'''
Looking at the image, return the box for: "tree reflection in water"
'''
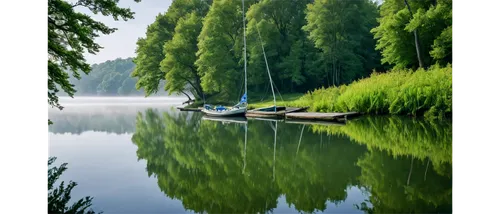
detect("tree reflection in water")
[132,110,452,213]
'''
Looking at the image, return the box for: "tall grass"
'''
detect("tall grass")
[293,64,452,118]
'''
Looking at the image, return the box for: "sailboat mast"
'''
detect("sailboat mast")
[242,0,247,103]
[256,26,277,111]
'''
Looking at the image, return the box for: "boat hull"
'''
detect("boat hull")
[201,107,247,117]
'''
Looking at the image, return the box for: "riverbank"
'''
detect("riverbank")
[188,65,452,119]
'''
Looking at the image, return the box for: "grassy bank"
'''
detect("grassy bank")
[187,65,451,119]
[251,64,452,118]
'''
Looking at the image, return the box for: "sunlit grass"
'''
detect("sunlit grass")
[259,64,452,118]
[189,65,452,118]
[248,93,304,109]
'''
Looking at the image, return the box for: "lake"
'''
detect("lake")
[49,97,452,213]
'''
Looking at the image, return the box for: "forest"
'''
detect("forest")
[65,58,143,96]
[132,0,452,117]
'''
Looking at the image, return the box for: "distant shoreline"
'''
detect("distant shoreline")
[57,95,188,99]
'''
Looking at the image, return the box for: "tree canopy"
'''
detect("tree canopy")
[131,0,389,101]
[371,0,452,69]
[65,58,146,96]
[129,0,452,101]
[48,0,140,123]
[58,0,452,105]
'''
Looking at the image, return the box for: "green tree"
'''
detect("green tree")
[196,0,255,101]
[303,0,381,86]
[371,0,452,69]
[118,78,137,95]
[246,0,324,93]
[67,58,140,96]
[48,157,100,214]
[48,0,139,123]
[161,12,206,100]
[132,0,212,98]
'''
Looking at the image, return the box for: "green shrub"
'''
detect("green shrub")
[293,64,452,117]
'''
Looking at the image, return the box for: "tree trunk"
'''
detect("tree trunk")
[404,0,424,68]
[180,91,193,101]
[326,63,330,87]
[332,60,336,87]
[337,63,340,86]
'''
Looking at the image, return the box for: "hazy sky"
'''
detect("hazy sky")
[78,0,383,65]
[76,0,173,64]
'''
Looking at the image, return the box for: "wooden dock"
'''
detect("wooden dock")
[286,112,359,122]
[245,107,308,118]
[177,107,202,112]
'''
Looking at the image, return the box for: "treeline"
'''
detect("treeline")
[67,58,146,96]
[67,57,138,96]
[132,0,452,102]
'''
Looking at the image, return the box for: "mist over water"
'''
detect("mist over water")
[53,96,187,107]
[48,97,451,213]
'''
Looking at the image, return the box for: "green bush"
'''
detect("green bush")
[294,64,452,118]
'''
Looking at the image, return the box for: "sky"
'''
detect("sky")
[76,0,173,64]
[78,0,383,65]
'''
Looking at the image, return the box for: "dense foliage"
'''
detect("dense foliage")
[66,58,145,96]
[48,0,139,119]
[291,65,452,118]
[371,0,452,69]
[54,0,453,118]
[132,0,452,111]
[133,0,385,101]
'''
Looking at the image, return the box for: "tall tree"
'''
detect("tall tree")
[195,0,255,101]
[160,10,210,100]
[246,0,322,93]
[131,14,171,97]
[303,0,380,86]
[372,0,452,69]
[404,0,424,68]
[48,0,139,123]
[160,13,203,100]
[132,0,211,98]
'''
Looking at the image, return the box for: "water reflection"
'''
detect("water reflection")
[48,105,175,134]
[132,110,452,213]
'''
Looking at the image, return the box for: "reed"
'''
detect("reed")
[293,64,452,118]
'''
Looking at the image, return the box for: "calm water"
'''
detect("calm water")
[49,97,452,213]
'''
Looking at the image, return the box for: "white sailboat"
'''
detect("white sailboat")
[201,0,249,117]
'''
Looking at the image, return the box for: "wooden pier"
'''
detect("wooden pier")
[245,107,308,118]
[177,107,202,112]
[286,112,359,122]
